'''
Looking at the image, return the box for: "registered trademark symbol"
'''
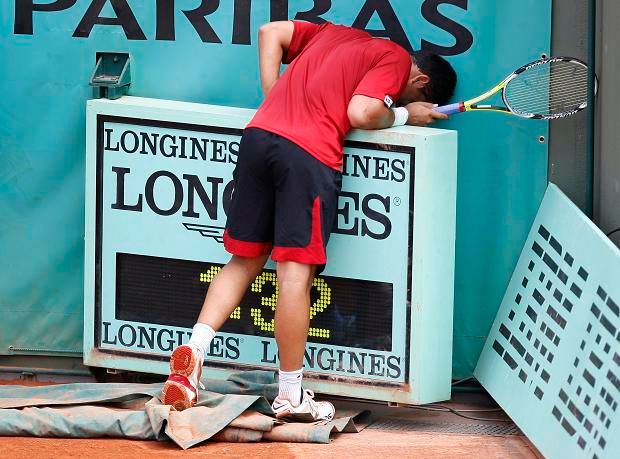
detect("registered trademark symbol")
[393,197,402,206]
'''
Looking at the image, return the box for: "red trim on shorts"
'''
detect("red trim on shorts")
[272,197,326,265]
[223,229,272,257]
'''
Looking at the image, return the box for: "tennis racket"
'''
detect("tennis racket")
[435,57,595,119]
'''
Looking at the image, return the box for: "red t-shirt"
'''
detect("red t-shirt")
[247,21,412,171]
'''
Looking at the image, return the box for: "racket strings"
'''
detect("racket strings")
[506,65,588,98]
[507,76,587,102]
[507,79,588,110]
[506,77,588,113]
[508,94,587,113]
[504,61,589,117]
[507,74,588,101]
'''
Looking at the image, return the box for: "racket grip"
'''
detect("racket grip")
[434,103,464,116]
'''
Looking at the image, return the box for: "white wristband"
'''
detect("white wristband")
[390,106,408,127]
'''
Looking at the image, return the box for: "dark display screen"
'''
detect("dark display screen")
[115,253,393,351]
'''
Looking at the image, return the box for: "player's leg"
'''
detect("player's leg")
[161,128,275,411]
[161,254,267,411]
[268,133,341,421]
[270,265,336,421]
[273,261,316,372]
[196,254,269,331]
[185,253,268,382]
[274,262,314,406]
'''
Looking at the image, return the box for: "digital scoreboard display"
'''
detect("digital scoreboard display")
[116,253,393,351]
[86,101,457,402]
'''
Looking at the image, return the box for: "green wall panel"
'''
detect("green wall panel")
[0,1,551,378]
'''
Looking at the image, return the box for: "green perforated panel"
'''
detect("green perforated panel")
[476,184,620,459]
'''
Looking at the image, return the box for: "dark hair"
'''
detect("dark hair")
[411,50,457,106]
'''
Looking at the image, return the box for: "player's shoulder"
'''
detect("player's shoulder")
[371,37,410,56]
[364,37,410,66]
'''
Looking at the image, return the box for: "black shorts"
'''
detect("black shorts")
[224,128,342,270]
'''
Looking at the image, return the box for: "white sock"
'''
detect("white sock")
[278,368,304,406]
[188,323,216,361]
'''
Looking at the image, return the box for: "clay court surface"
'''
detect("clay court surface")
[0,377,540,458]
[2,431,538,459]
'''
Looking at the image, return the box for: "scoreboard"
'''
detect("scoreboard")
[84,97,457,404]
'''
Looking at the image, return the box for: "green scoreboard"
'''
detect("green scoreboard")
[84,97,457,404]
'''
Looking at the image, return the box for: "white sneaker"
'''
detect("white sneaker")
[161,344,205,411]
[271,389,335,422]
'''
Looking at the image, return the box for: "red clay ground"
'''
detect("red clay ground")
[2,431,538,459]
[0,377,541,458]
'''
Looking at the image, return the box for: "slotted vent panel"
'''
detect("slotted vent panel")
[475,184,620,459]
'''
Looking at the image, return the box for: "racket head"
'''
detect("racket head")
[502,57,596,120]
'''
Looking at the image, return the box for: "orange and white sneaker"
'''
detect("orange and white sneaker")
[161,344,204,411]
[271,389,335,422]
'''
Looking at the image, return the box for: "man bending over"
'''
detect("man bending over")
[161,20,457,421]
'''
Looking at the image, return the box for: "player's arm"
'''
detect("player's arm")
[347,96,448,129]
[347,96,395,129]
[258,21,294,97]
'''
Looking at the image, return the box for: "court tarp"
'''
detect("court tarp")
[0,371,369,449]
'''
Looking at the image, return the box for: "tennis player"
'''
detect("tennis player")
[161,20,456,421]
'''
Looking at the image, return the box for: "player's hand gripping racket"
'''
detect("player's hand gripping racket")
[435,57,596,120]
